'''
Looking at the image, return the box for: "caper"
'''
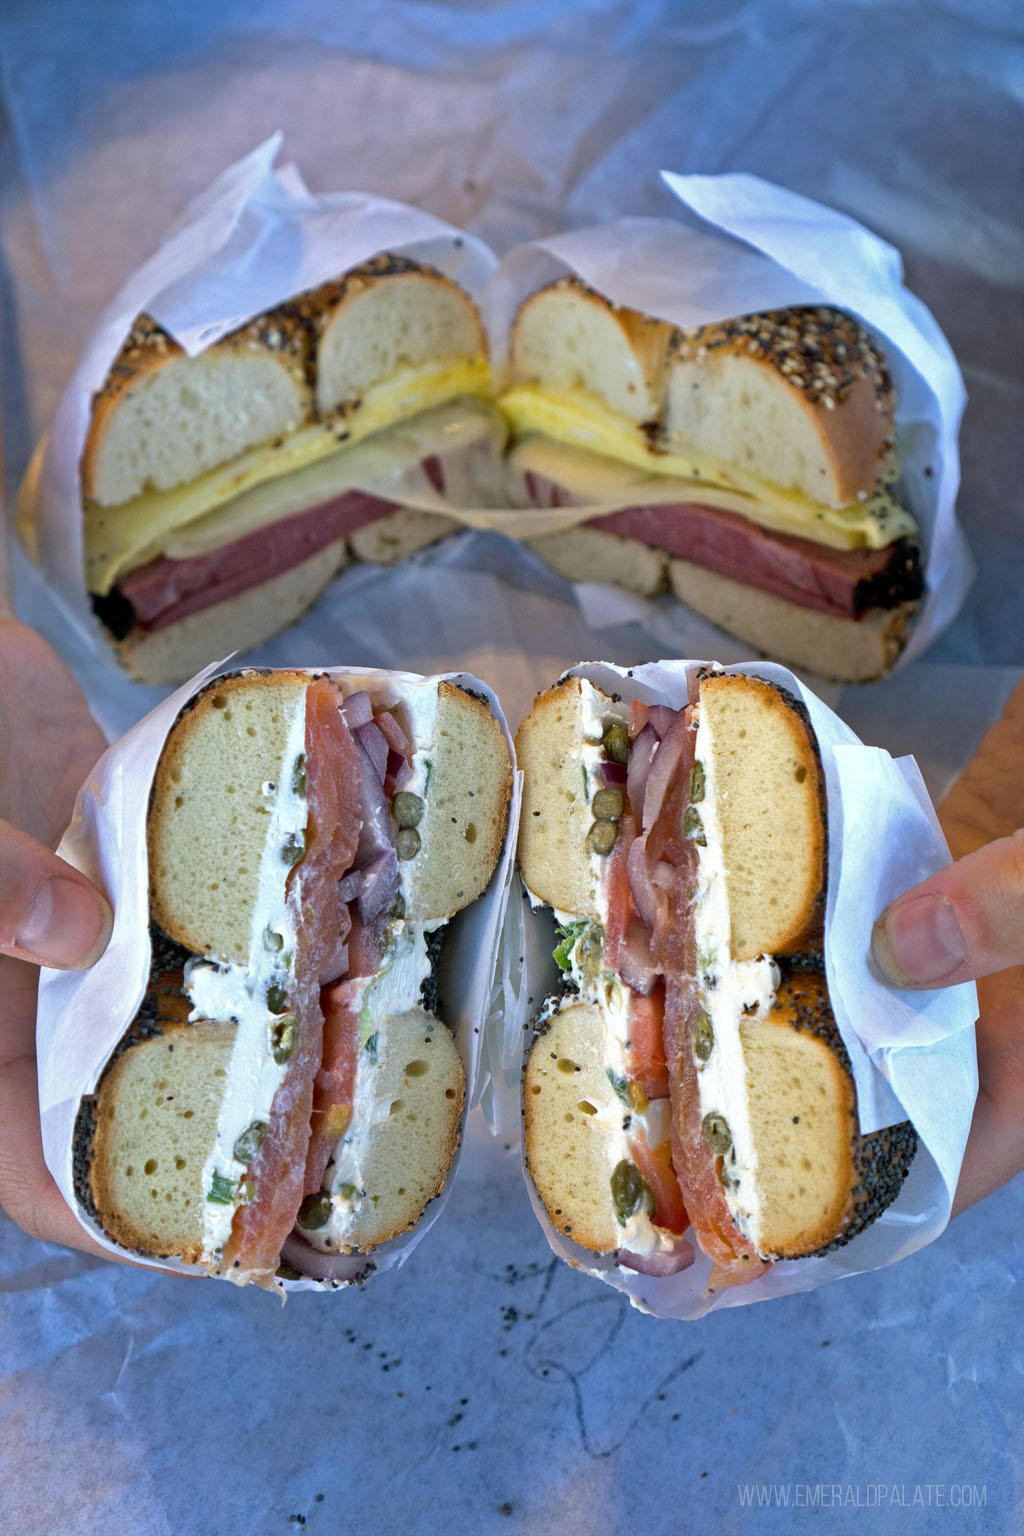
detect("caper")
[681,805,706,845]
[291,753,308,797]
[611,1159,645,1221]
[390,891,406,921]
[281,830,306,866]
[276,1263,302,1281]
[263,926,284,953]
[297,1192,332,1230]
[591,787,624,822]
[577,924,605,974]
[239,1178,255,1204]
[586,820,618,856]
[232,1120,268,1164]
[702,1112,732,1155]
[689,760,706,803]
[602,722,630,765]
[693,1012,714,1063]
[393,791,424,828]
[396,827,421,860]
[269,1012,299,1065]
[607,1069,632,1108]
[266,981,288,1014]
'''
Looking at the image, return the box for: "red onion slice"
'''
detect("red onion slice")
[640,710,690,831]
[627,834,659,931]
[354,720,389,783]
[601,761,628,786]
[357,848,400,923]
[385,749,413,795]
[341,691,374,730]
[617,1236,695,1277]
[644,705,678,740]
[280,1233,373,1284]
[627,723,658,820]
[376,709,413,761]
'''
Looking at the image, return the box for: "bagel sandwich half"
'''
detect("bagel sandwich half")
[502,279,923,682]
[80,256,497,683]
[517,669,917,1291]
[73,667,512,1288]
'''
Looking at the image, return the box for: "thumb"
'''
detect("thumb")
[872,829,1024,988]
[0,818,113,969]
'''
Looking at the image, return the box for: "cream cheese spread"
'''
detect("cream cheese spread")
[690,699,778,1252]
[304,923,437,1252]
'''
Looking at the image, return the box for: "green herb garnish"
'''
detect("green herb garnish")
[207,1172,239,1205]
[553,919,588,973]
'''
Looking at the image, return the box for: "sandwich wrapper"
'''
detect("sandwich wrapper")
[23,139,971,692]
[500,659,978,1320]
[35,659,522,1291]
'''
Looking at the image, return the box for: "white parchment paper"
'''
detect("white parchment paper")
[511,658,978,1319]
[36,661,520,1289]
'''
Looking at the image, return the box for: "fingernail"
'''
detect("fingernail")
[872,893,966,987]
[16,877,110,969]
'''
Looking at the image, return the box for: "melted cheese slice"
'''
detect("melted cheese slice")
[85,355,491,593]
[499,385,916,552]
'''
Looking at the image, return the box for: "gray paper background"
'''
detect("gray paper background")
[2,3,1022,1532]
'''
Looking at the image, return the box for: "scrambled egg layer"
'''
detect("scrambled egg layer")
[499,384,916,552]
[86,355,491,594]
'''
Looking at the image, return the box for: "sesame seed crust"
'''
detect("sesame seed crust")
[672,306,894,418]
[288,253,456,336]
[94,305,312,409]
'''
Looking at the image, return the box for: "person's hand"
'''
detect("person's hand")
[871,678,1024,1213]
[0,613,116,1256]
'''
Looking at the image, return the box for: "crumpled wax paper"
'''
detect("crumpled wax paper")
[507,658,977,1319]
[36,659,521,1289]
